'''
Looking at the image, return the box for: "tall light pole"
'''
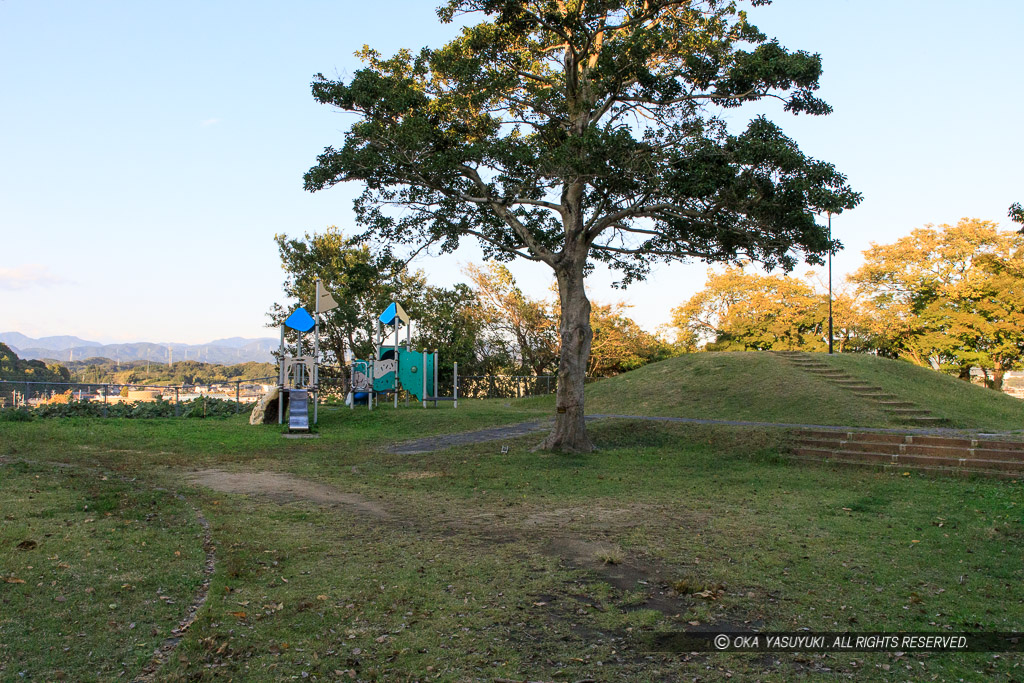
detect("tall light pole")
[827,211,834,354]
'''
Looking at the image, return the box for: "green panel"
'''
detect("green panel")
[397,349,434,400]
[370,357,398,392]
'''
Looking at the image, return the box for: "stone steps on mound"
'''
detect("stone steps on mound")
[774,352,949,426]
[788,429,1024,477]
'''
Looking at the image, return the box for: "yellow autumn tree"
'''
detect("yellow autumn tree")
[587,301,672,377]
[671,266,867,352]
[851,218,1024,389]
[463,262,560,376]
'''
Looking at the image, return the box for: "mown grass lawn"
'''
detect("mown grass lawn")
[1,391,1022,681]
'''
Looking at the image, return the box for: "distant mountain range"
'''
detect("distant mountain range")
[0,332,278,365]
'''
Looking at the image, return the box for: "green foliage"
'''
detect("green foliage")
[304,1,860,448]
[0,406,33,422]
[588,301,672,376]
[305,2,859,280]
[464,262,560,376]
[1010,201,1023,230]
[2,397,244,420]
[0,343,71,383]
[413,282,494,381]
[269,227,427,371]
[672,266,870,353]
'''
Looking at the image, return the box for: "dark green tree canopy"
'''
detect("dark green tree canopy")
[304,0,860,451]
[305,0,859,282]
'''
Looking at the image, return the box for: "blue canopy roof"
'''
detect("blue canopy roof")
[284,306,316,333]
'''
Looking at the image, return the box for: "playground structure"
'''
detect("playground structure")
[347,301,459,410]
[275,284,458,431]
[276,291,324,431]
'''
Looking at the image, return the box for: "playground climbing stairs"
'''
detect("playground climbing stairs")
[788,429,1024,478]
[774,351,947,426]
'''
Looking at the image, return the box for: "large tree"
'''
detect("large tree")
[304,0,860,451]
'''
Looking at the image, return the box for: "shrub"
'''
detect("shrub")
[0,407,33,422]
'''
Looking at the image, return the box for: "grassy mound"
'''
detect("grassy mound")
[556,351,1024,431]
[578,352,889,425]
[825,353,1024,431]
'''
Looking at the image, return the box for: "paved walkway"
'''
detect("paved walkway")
[388,414,1020,454]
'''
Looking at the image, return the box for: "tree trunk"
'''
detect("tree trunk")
[539,260,595,453]
[987,368,1005,391]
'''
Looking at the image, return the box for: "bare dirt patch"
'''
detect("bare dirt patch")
[395,470,445,480]
[182,469,392,520]
[179,468,741,624]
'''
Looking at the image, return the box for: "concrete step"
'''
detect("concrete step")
[792,430,1024,458]
[793,437,1024,463]
[900,416,948,425]
[906,445,1024,462]
[976,438,1024,452]
[882,408,933,416]
[788,447,1024,476]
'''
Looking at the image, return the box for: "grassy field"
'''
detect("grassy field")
[565,351,1024,432]
[2,359,1023,681]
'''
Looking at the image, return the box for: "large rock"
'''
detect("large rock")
[250,386,288,425]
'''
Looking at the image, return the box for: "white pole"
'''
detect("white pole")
[453,361,458,409]
[433,350,438,407]
[422,349,427,408]
[394,322,399,409]
[278,325,285,425]
[368,359,374,412]
[314,281,320,425]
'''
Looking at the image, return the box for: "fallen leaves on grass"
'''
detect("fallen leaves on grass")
[5,577,26,584]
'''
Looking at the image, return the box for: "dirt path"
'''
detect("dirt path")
[179,466,726,623]
[182,469,393,520]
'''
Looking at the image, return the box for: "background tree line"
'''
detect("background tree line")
[673,218,1024,391]
[270,228,672,383]
[0,343,276,387]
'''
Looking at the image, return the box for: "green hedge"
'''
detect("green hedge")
[0,397,252,421]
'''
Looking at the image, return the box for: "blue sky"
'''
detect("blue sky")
[2,1,1021,344]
